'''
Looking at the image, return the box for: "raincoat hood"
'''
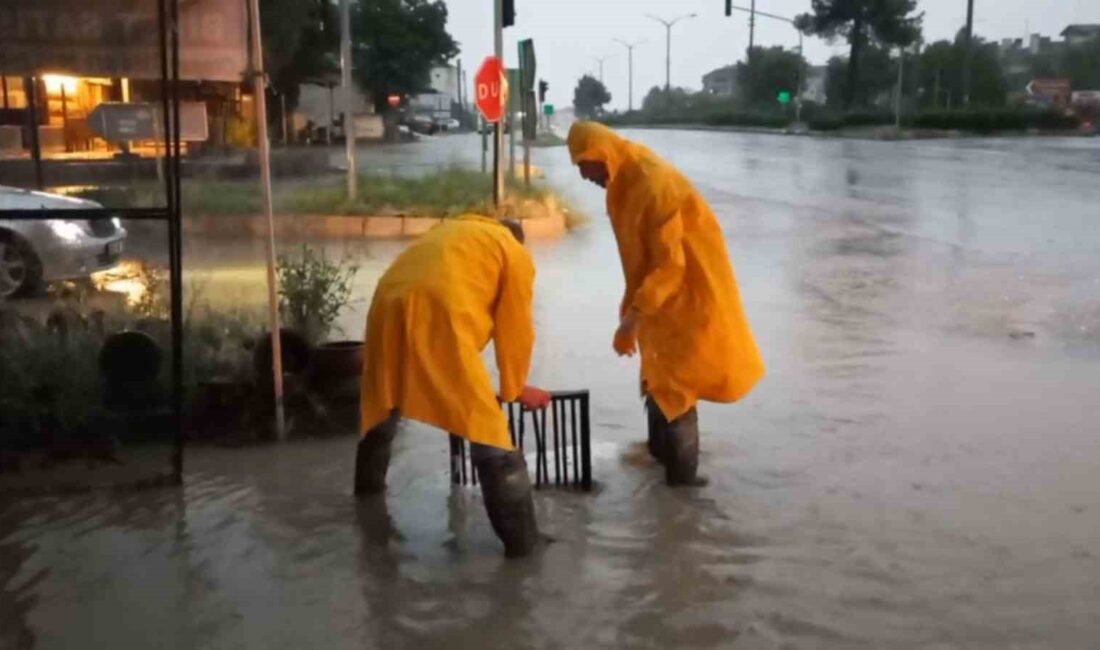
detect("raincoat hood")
[568,121,633,180]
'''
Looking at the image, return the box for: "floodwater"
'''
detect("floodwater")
[3,131,1100,648]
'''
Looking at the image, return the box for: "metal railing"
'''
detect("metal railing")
[450,390,592,491]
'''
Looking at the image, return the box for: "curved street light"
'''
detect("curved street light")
[647,12,697,92]
[613,38,645,112]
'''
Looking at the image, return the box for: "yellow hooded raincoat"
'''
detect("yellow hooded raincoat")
[359,215,535,449]
[568,121,765,420]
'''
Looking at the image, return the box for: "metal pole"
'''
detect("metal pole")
[615,39,642,112]
[648,14,695,94]
[340,0,358,199]
[749,0,756,56]
[327,84,334,145]
[168,0,185,481]
[796,32,804,123]
[24,78,43,189]
[665,25,671,92]
[895,47,904,129]
[481,116,488,172]
[280,93,288,145]
[494,0,504,206]
[248,0,286,440]
[962,0,975,106]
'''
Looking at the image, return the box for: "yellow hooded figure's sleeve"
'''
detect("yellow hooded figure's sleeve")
[492,240,536,401]
[632,206,686,315]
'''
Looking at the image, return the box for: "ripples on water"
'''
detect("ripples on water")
[4,133,1100,648]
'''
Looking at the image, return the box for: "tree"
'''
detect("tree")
[918,32,1007,108]
[1059,38,1100,90]
[573,75,612,118]
[823,43,898,108]
[796,0,923,108]
[641,86,693,113]
[260,0,339,132]
[737,46,807,106]
[351,0,459,123]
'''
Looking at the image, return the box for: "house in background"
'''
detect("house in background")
[702,65,739,99]
[1061,24,1100,47]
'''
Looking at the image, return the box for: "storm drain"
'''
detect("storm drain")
[450,390,592,491]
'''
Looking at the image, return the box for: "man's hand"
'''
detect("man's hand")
[518,385,552,411]
[613,308,640,357]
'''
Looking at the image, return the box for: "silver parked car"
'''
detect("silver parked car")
[0,185,127,299]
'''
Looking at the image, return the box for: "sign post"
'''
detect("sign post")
[494,0,505,207]
[475,55,507,206]
[518,39,536,187]
[248,0,286,440]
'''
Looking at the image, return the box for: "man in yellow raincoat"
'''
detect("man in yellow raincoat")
[567,121,765,487]
[357,215,551,558]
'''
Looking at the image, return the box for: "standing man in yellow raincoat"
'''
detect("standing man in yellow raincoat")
[357,215,551,558]
[567,121,765,487]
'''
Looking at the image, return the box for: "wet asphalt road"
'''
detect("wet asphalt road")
[3,131,1100,649]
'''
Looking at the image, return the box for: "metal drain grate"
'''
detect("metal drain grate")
[450,390,592,491]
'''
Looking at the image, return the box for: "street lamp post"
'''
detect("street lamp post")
[613,39,644,112]
[593,55,612,84]
[647,13,697,93]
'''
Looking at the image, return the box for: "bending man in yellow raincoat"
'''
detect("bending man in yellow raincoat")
[568,121,765,487]
[357,215,551,558]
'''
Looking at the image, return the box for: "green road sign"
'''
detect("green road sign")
[778,90,792,105]
[543,103,554,116]
[518,39,536,92]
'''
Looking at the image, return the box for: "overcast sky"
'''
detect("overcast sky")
[440,0,1100,111]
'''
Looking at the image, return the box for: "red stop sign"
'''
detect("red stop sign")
[475,56,507,123]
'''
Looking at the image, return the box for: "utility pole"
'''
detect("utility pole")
[748,0,756,60]
[493,0,504,206]
[614,39,644,112]
[248,0,285,440]
[895,46,905,129]
[648,13,697,93]
[962,0,975,106]
[340,0,357,199]
[456,58,464,116]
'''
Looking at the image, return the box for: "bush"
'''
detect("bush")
[277,245,359,345]
[911,108,1080,133]
[807,111,895,131]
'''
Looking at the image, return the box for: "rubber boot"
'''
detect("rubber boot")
[645,396,668,465]
[354,416,398,495]
[665,408,708,487]
[475,451,540,558]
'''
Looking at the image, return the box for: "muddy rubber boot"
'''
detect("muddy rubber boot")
[646,396,669,465]
[665,408,708,487]
[354,417,397,496]
[475,452,540,558]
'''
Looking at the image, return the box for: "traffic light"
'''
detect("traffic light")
[725,0,732,16]
[538,79,548,104]
[503,0,515,27]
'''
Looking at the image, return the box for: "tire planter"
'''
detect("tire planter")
[308,340,364,433]
[99,330,164,411]
[307,341,364,399]
[251,329,311,385]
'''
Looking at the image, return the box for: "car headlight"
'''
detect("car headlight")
[47,220,85,243]
[112,217,122,230]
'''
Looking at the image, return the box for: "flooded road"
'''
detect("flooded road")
[4,131,1100,649]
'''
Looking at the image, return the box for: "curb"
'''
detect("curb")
[182,211,568,240]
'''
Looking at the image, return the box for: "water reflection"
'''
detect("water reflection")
[4,132,1100,648]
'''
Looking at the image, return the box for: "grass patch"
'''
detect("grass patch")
[73,167,582,224]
